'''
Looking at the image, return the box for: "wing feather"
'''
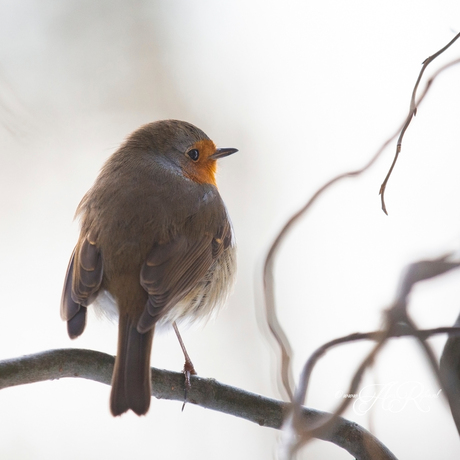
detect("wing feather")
[138,230,222,332]
[60,233,103,338]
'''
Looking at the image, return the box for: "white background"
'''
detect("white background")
[0,1,460,459]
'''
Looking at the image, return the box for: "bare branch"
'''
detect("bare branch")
[379,32,460,213]
[294,324,460,420]
[283,256,460,455]
[0,348,397,460]
[390,310,460,437]
[388,257,460,432]
[289,331,390,457]
[263,49,460,408]
[285,324,460,456]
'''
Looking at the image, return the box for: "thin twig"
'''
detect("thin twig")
[294,325,460,416]
[295,325,460,413]
[379,32,460,214]
[284,257,460,454]
[287,328,389,456]
[287,322,460,456]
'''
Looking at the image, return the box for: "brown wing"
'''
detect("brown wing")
[60,231,103,338]
[137,219,233,333]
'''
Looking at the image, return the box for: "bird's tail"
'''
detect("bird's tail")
[110,313,154,416]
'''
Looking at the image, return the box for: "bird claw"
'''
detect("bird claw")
[183,360,197,388]
[181,360,197,411]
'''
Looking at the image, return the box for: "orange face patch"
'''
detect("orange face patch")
[183,139,218,186]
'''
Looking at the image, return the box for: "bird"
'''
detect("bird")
[60,119,237,416]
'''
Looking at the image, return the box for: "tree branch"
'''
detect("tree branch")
[0,348,397,460]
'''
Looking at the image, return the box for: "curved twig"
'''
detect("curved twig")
[263,135,396,401]
[379,33,460,213]
[288,327,391,457]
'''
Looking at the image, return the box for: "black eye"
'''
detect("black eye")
[187,149,200,161]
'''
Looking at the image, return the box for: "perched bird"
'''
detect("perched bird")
[61,120,237,416]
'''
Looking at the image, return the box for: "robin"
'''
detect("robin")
[60,120,237,416]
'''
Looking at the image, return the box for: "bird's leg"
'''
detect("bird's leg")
[173,322,197,395]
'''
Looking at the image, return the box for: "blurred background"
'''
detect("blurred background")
[0,1,460,458]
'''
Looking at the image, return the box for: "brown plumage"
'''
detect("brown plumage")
[61,120,237,416]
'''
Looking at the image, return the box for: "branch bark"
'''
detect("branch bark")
[0,348,397,460]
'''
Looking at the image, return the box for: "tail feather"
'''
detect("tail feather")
[110,314,154,416]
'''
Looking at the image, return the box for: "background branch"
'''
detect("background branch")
[263,40,460,412]
[283,256,460,455]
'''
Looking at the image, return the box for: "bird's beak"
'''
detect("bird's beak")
[210,147,238,160]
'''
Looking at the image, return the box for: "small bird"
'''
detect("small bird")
[60,120,237,416]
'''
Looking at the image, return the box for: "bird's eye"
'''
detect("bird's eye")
[187,149,200,161]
